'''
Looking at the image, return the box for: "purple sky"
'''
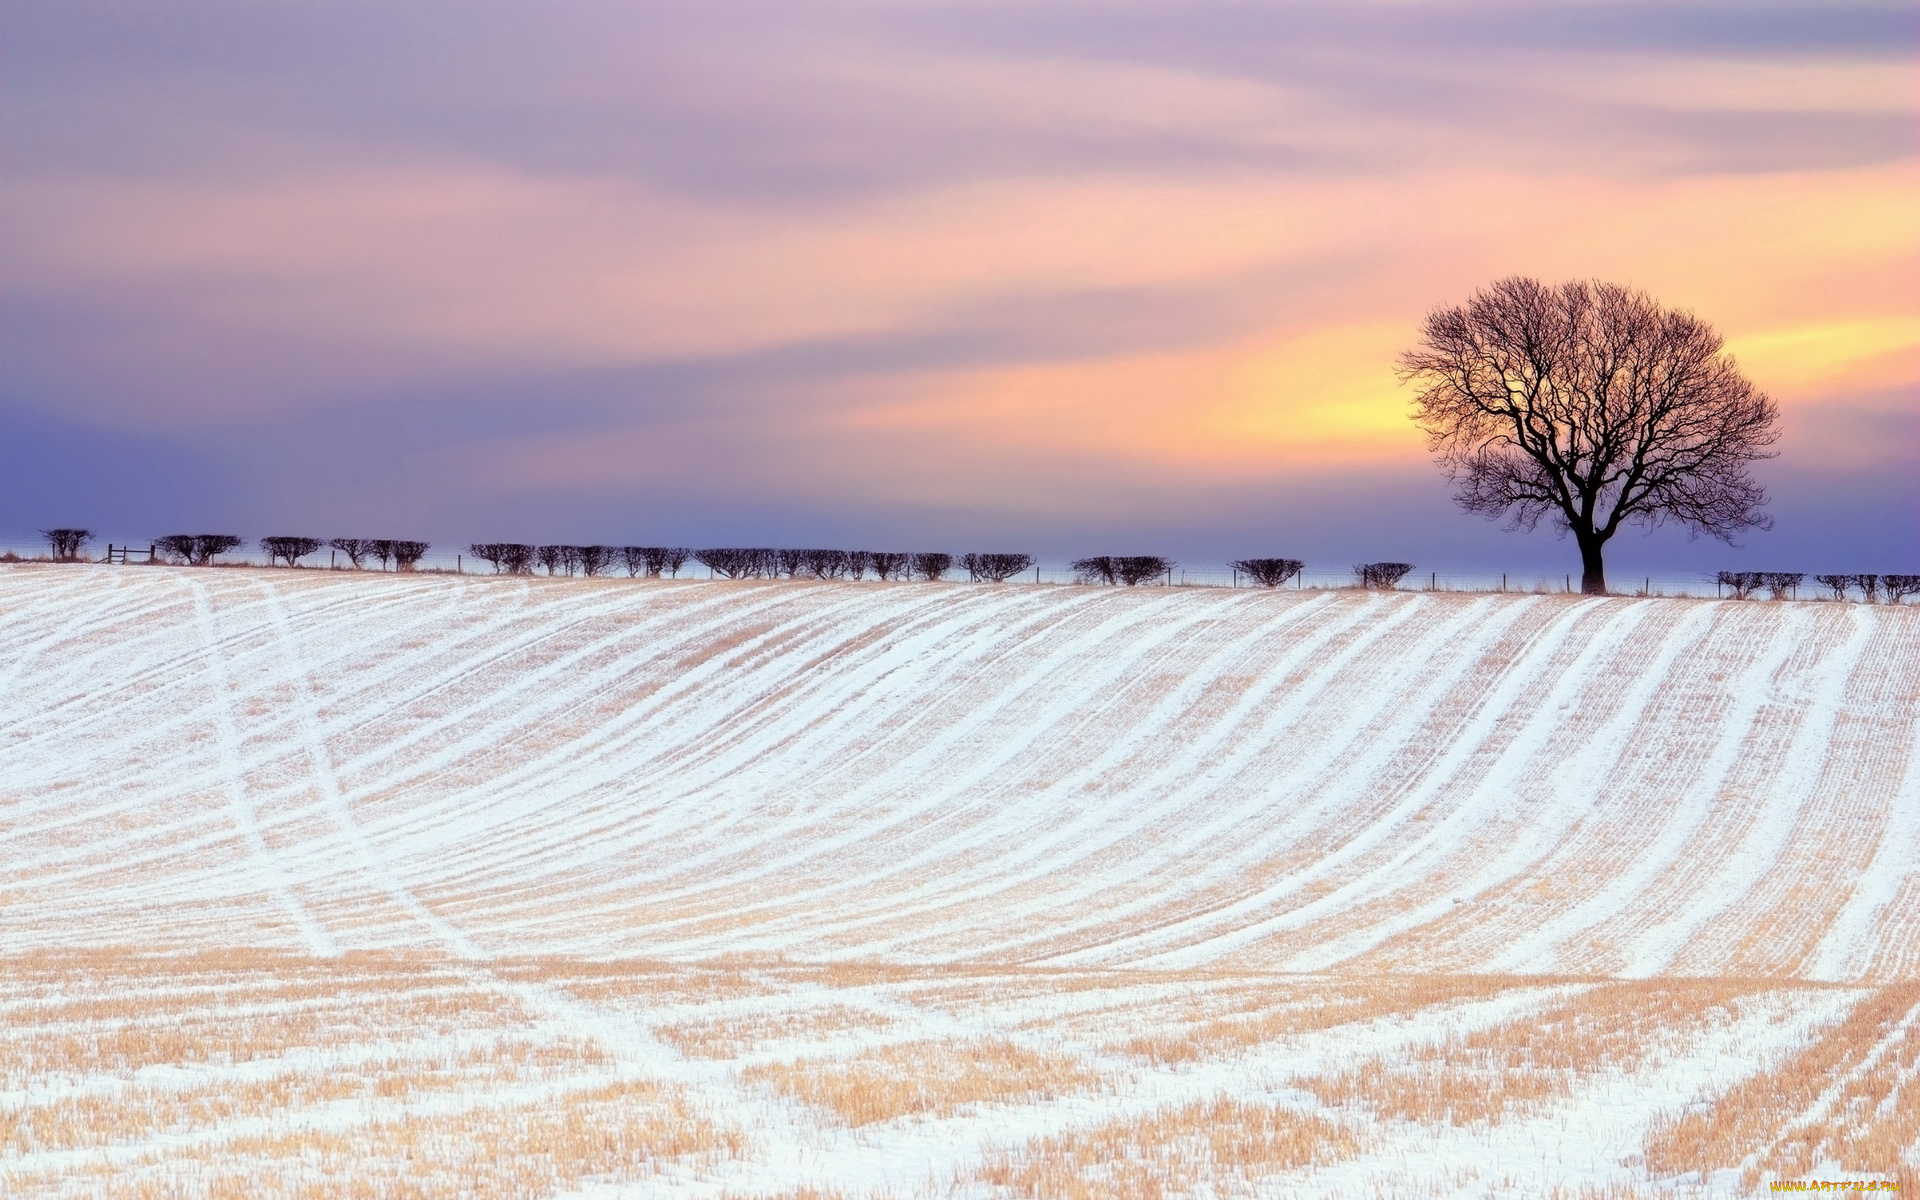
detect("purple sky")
[4,0,1915,576]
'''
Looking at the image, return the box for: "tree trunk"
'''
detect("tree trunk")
[1576,531,1608,595]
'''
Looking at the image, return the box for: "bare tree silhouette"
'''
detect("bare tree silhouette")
[799,549,850,578]
[1404,277,1779,594]
[1230,558,1303,587]
[1761,572,1803,600]
[695,548,758,578]
[469,543,510,573]
[1357,562,1414,590]
[1117,556,1173,586]
[391,541,430,571]
[911,552,953,581]
[1072,556,1171,585]
[577,545,614,577]
[962,553,1034,582]
[261,536,323,567]
[41,529,93,561]
[1070,556,1118,585]
[157,534,242,566]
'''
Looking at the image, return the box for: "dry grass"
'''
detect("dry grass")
[2,1081,745,1200]
[3,1040,610,1153]
[521,960,785,1005]
[2,991,534,1082]
[4,1074,365,1154]
[0,947,1887,1196]
[1644,982,1919,1189]
[743,1038,1101,1126]
[0,948,460,985]
[2,979,464,1026]
[1117,974,1522,1065]
[976,1097,1361,1199]
[892,968,1201,1011]
[1299,979,1774,1127]
[658,1005,894,1058]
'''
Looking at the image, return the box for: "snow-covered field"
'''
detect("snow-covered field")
[3,565,1916,1196]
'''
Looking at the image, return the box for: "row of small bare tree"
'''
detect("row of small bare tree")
[468,544,691,577]
[1719,571,1920,603]
[36,527,1913,601]
[694,549,960,580]
[260,537,430,569]
[1071,556,1173,586]
[463,546,1043,582]
[25,530,1369,588]
[1226,559,1413,590]
[458,548,1420,589]
[33,531,434,568]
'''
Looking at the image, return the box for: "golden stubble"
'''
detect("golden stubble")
[1297,979,1780,1127]
[3,1040,611,1155]
[1644,982,1919,1190]
[1117,973,1525,1066]
[742,1038,1102,1126]
[4,1080,744,1200]
[658,1005,895,1059]
[976,1096,1361,1200]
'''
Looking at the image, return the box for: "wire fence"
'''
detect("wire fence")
[4,539,1888,601]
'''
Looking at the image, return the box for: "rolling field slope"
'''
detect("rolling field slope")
[6,565,1916,979]
[3,565,1917,1196]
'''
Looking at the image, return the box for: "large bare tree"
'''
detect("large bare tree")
[1402,277,1780,594]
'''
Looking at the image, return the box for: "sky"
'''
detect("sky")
[3,0,1915,576]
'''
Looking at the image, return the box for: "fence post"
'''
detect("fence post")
[457,554,462,574]
[1430,571,1436,591]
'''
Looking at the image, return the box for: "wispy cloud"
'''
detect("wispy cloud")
[2,0,1913,565]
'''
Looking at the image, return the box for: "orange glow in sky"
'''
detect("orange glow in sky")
[3,2,1915,562]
